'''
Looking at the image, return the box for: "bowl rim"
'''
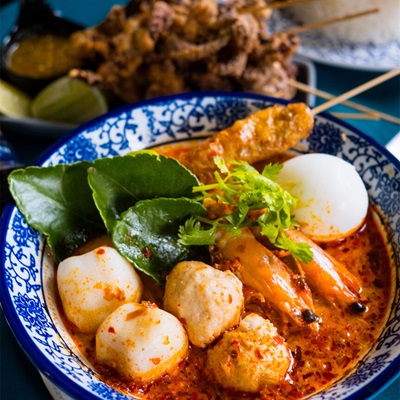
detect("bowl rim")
[1,90,399,400]
[35,91,400,168]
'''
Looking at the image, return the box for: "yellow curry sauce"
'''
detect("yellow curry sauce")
[59,145,393,400]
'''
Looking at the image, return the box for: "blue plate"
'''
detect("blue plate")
[270,10,400,72]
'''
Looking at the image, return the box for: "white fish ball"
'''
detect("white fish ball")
[57,246,143,333]
[96,302,189,382]
[164,261,244,348]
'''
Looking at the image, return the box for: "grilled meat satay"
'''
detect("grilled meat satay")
[178,102,314,183]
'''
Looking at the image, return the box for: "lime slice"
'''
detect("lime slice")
[0,79,32,118]
[32,76,108,123]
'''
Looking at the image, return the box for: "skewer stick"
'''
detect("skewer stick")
[311,68,400,117]
[239,0,321,14]
[268,0,321,10]
[289,80,400,125]
[332,113,380,120]
[279,8,379,35]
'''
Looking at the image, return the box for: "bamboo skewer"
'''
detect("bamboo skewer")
[289,80,400,125]
[332,113,380,120]
[278,8,379,35]
[269,0,322,10]
[239,0,321,14]
[310,68,400,117]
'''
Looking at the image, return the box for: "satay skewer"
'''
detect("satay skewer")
[289,79,400,125]
[311,68,400,117]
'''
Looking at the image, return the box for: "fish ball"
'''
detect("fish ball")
[207,313,292,392]
[57,246,143,333]
[96,302,188,382]
[164,261,244,348]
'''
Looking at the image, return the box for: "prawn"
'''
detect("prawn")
[215,227,319,329]
[178,102,314,184]
[285,229,363,310]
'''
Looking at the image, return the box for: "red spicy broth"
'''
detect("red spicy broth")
[58,142,393,400]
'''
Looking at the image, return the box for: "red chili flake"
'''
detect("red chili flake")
[96,248,106,255]
[254,348,263,359]
[150,357,161,365]
[274,335,285,345]
[141,246,153,259]
[108,326,116,334]
[322,372,337,381]
[230,339,241,348]
[231,259,241,270]
[228,294,232,304]
[229,339,242,357]
[126,308,148,321]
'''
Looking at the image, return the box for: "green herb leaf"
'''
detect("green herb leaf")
[88,153,200,231]
[179,157,313,263]
[112,198,207,282]
[8,162,105,262]
[178,216,217,246]
[275,232,314,263]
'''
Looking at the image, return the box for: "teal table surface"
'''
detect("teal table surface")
[1,1,399,400]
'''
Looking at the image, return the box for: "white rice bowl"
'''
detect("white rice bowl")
[286,0,400,44]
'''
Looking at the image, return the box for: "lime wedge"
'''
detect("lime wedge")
[32,76,108,123]
[0,79,32,118]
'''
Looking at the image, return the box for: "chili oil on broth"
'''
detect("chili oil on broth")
[52,143,393,400]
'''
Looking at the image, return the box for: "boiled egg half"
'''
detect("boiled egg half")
[277,153,369,241]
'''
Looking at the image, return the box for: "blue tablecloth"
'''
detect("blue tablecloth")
[1,1,399,400]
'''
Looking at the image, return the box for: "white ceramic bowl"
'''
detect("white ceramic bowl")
[1,92,399,400]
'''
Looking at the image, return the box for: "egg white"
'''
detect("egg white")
[277,153,369,241]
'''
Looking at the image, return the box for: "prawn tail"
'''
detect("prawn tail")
[286,229,363,310]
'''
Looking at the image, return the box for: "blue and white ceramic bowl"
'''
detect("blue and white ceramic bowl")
[1,92,399,400]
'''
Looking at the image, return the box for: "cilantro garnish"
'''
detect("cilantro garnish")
[178,157,313,263]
